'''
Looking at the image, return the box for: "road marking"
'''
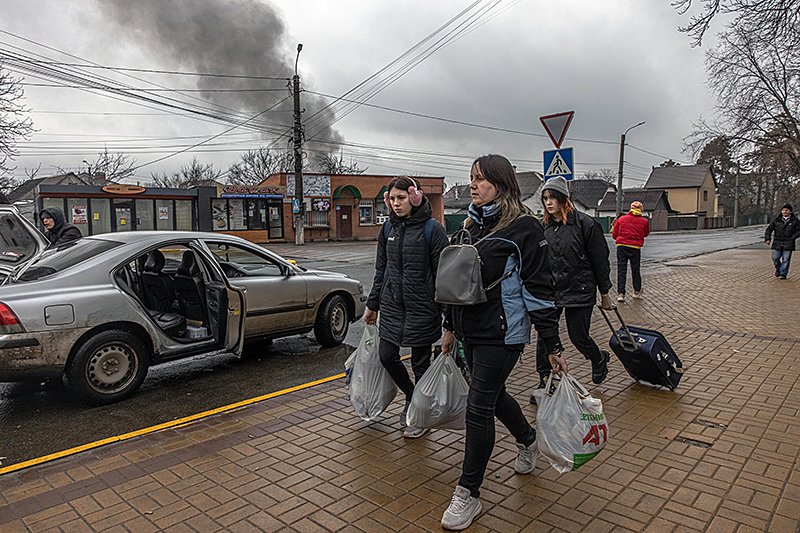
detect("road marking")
[0,372,346,476]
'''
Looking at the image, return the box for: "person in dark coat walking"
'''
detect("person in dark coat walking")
[765,204,800,279]
[39,207,82,248]
[364,176,449,439]
[439,154,566,530]
[531,177,613,405]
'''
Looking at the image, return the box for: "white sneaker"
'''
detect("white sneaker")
[514,440,537,474]
[617,294,625,302]
[441,486,482,530]
[633,290,642,299]
[402,426,429,439]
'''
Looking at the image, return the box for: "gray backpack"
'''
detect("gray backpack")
[434,229,513,305]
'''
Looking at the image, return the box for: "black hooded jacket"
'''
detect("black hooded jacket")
[765,213,800,251]
[543,209,612,307]
[366,198,449,347]
[39,207,82,248]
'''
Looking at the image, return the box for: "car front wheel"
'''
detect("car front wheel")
[314,294,350,347]
[66,329,150,405]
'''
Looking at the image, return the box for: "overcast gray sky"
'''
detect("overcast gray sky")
[1,0,719,187]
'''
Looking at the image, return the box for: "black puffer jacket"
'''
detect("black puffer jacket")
[39,207,83,248]
[543,210,611,307]
[366,198,449,346]
[765,214,800,251]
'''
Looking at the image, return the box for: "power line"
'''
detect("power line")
[20,82,289,92]
[12,59,290,80]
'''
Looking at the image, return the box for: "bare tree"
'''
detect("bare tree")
[151,157,222,188]
[580,168,616,183]
[314,152,367,175]
[227,147,293,185]
[672,0,800,46]
[83,148,136,181]
[1,60,35,175]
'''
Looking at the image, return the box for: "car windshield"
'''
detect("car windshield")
[17,238,122,282]
[0,212,38,264]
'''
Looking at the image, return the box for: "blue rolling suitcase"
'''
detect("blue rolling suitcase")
[599,307,684,390]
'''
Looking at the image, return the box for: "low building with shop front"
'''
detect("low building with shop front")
[257,172,445,242]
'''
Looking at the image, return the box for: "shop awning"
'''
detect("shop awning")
[332,184,362,199]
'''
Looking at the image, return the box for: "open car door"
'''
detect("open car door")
[0,205,49,280]
[193,244,247,357]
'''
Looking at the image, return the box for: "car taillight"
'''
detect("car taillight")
[0,302,23,334]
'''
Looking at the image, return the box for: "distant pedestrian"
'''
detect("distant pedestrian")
[531,176,612,405]
[363,176,449,439]
[39,207,82,248]
[612,200,651,301]
[439,154,566,531]
[765,204,800,280]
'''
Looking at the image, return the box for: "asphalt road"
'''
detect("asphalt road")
[0,226,766,469]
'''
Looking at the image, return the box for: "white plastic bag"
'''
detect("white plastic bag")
[345,325,397,421]
[406,353,469,430]
[533,373,609,473]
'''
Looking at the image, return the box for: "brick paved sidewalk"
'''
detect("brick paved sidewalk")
[1,248,798,532]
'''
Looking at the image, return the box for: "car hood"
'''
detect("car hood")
[0,205,49,277]
[303,268,352,279]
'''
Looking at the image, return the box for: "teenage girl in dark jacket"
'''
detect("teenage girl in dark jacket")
[439,154,566,531]
[364,176,449,439]
[532,177,613,404]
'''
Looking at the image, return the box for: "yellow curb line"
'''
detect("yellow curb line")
[0,371,347,476]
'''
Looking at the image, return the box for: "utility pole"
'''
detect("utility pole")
[733,161,740,228]
[616,121,646,216]
[292,43,304,245]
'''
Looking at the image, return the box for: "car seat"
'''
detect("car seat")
[174,251,207,322]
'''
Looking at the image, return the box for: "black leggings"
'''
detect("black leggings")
[378,339,432,402]
[536,306,602,377]
[617,246,642,294]
[459,343,535,498]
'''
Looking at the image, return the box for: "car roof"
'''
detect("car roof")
[89,231,244,244]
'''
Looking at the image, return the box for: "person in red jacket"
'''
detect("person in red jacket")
[612,201,651,302]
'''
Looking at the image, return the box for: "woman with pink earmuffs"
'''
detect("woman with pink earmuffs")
[363,176,449,438]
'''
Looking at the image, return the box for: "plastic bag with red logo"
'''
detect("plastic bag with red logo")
[533,373,609,473]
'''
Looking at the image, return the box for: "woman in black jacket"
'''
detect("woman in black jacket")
[364,176,449,439]
[531,177,613,405]
[439,155,566,531]
[39,207,83,248]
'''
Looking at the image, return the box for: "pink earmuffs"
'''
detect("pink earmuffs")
[384,179,424,209]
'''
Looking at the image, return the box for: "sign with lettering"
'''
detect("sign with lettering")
[101,184,146,195]
[220,185,285,198]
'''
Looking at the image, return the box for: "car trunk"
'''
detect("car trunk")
[0,205,49,279]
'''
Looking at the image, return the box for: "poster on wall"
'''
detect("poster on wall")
[158,206,170,220]
[211,201,229,230]
[72,206,87,224]
[286,175,331,197]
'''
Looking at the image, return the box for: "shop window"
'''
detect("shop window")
[268,204,283,239]
[227,200,246,230]
[175,200,193,231]
[211,199,229,231]
[136,199,155,230]
[306,198,329,226]
[247,199,268,230]
[375,198,390,224]
[359,200,374,225]
[66,198,90,237]
[92,199,111,235]
[307,209,328,227]
[156,199,174,230]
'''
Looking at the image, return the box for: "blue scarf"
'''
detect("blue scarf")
[467,202,501,225]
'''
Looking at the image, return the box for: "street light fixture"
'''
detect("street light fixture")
[616,121,646,216]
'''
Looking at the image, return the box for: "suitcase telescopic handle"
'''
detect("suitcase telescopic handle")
[598,306,640,351]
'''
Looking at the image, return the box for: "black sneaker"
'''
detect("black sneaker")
[592,350,610,385]
[529,374,550,405]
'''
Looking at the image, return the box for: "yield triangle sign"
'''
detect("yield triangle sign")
[539,111,574,148]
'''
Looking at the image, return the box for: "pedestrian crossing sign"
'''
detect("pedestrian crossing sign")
[543,147,574,181]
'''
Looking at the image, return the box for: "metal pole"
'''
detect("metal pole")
[733,161,740,228]
[293,44,304,245]
[616,121,646,216]
[616,133,625,216]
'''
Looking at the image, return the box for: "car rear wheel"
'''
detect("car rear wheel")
[66,329,150,405]
[314,294,350,347]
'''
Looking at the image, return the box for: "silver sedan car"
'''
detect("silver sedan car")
[0,205,366,404]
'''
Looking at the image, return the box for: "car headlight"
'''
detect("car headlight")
[358,281,364,293]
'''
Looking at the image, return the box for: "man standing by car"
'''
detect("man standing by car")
[765,204,800,280]
[39,207,82,248]
[612,200,651,301]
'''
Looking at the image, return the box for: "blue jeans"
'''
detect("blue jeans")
[458,343,535,498]
[772,249,792,277]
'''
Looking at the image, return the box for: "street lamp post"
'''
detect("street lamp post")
[616,121,646,216]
